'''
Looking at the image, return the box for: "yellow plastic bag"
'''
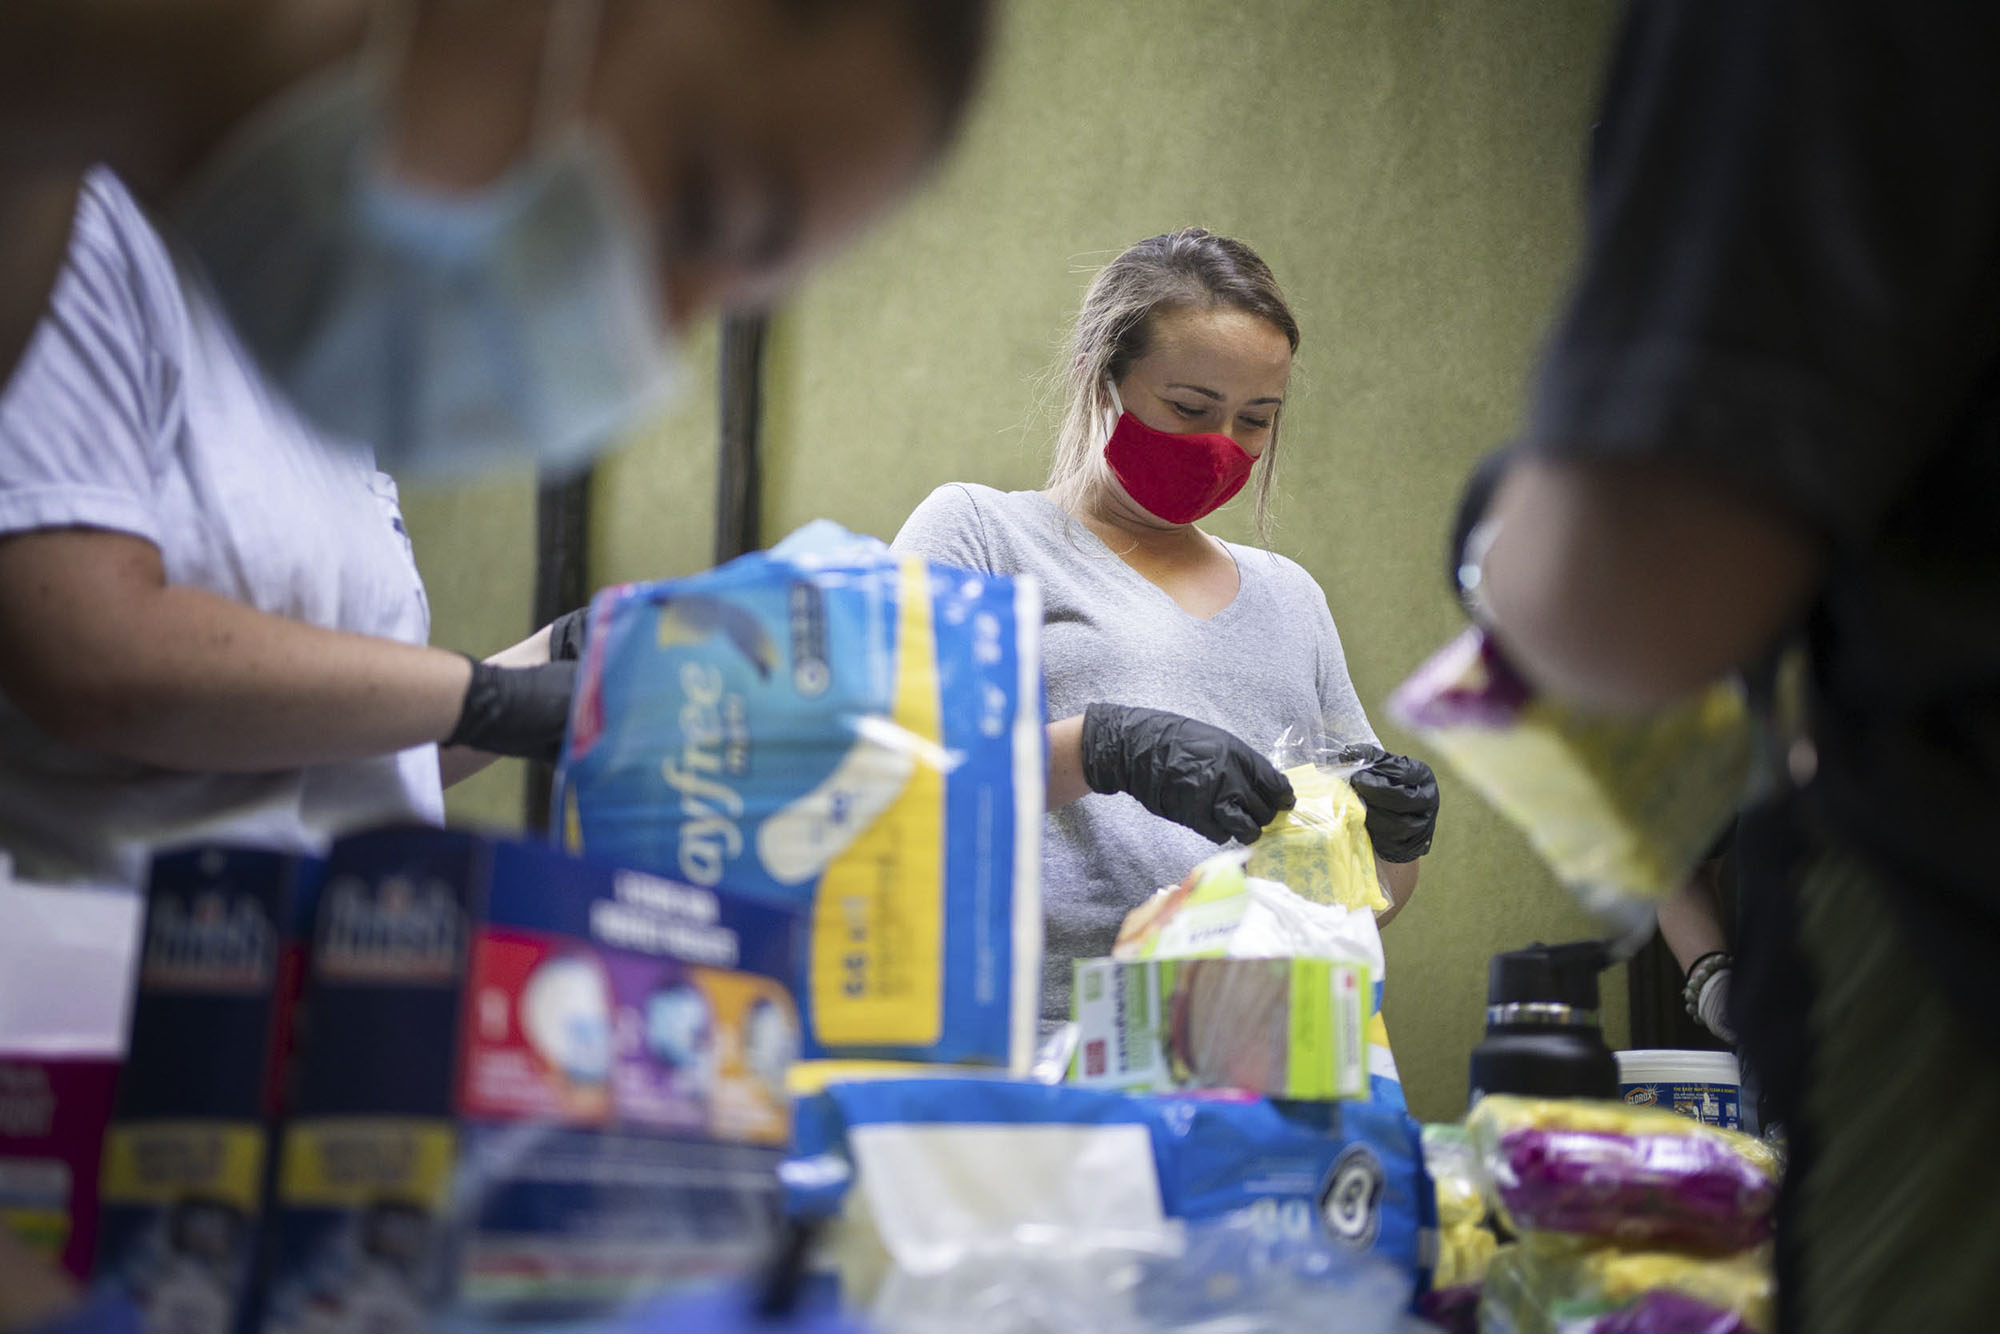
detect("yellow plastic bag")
[1245,760,1388,913]
[1482,1233,1773,1334]
[1423,1123,1499,1289]
[1390,629,1753,931]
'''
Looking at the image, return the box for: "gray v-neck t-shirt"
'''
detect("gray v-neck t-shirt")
[891,483,1377,1019]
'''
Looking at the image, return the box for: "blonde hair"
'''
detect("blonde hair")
[1046,229,1301,540]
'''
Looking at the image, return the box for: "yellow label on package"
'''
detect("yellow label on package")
[278,1118,457,1212]
[99,1121,266,1212]
[1068,957,1370,1100]
[809,556,945,1047]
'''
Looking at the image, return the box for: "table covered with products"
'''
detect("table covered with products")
[0,525,1775,1334]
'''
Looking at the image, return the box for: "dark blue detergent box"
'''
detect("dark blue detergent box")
[261,828,805,1333]
[91,845,325,1334]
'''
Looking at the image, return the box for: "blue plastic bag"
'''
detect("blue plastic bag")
[785,1078,1432,1332]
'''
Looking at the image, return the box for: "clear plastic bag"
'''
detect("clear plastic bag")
[857,1211,1413,1334]
[1241,726,1388,913]
[1423,1123,1497,1291]
[1478,1234,1772,1334]
[1112,848,1385,970]
[787,1078,1426,1334]
[1467,1096,1779,1253]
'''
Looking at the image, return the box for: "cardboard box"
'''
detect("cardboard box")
[262,829,805,1332]
[93,844,324,1333]
[1069,957,1371,1101]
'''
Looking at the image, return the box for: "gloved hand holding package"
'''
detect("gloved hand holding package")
[1348,746,1439,863]
[555,522,1045,1071]
[1080,704,1294,845]
[1389,628,1752,930]
[1467,1095,1780,1253]
[1238,727,1438,910]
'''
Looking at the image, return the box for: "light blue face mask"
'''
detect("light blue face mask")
[170,33,677,478]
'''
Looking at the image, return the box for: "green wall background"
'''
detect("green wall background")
[398,469,536,831]
[404,0,1628,1122]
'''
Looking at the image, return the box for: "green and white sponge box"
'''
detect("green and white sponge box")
[1068,956,1371,1101]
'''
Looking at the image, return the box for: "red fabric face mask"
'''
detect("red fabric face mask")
[1102,383,1256,525]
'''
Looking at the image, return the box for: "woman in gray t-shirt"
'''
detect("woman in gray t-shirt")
[893,229,1439,1019]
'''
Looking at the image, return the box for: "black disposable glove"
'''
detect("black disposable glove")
[1080,703,1294,845]
[1348,744,1439,862]
[548,606,591,661]
[444,658,578,763]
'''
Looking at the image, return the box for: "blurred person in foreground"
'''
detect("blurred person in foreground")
[0,0,994,885]
[0,0,990,476]
[1457,2,2000,1329]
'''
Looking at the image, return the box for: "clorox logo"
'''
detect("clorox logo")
[1624,1085,1659,1107]
[1318,1144,1385,1249]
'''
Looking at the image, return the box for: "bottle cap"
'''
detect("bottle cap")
[1487,940,1611,1011]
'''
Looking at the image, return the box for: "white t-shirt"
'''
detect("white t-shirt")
[0,169,444,890]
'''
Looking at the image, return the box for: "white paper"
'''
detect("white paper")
[0,874,141,1056]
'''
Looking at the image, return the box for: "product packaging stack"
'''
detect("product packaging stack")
[1466,1095,1779,1334]
[260,828,805,1331]
[742,738,1433,1332]
[42,830,810,1334]
[544,524,1443,1330]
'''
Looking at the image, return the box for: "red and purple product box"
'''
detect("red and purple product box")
[0,1057,121,1282]
[262,828,805,1333]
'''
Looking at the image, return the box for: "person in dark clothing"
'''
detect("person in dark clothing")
[1457,2,2000,1329]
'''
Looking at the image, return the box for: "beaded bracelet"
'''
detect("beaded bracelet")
[1682,950,1732,1023]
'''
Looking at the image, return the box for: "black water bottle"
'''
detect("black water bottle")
[1468,940,1619,1105]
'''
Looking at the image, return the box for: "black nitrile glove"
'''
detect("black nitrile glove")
[444,657,578,762]
[1080,703,1294,844]
[1349,744,1439,862]
[549,606,591,661]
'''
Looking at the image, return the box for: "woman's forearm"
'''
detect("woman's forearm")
[1374,856,1419,927]
[0,529,470,771]
[1046,713,1091,808]
[1656,860,1729,972]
